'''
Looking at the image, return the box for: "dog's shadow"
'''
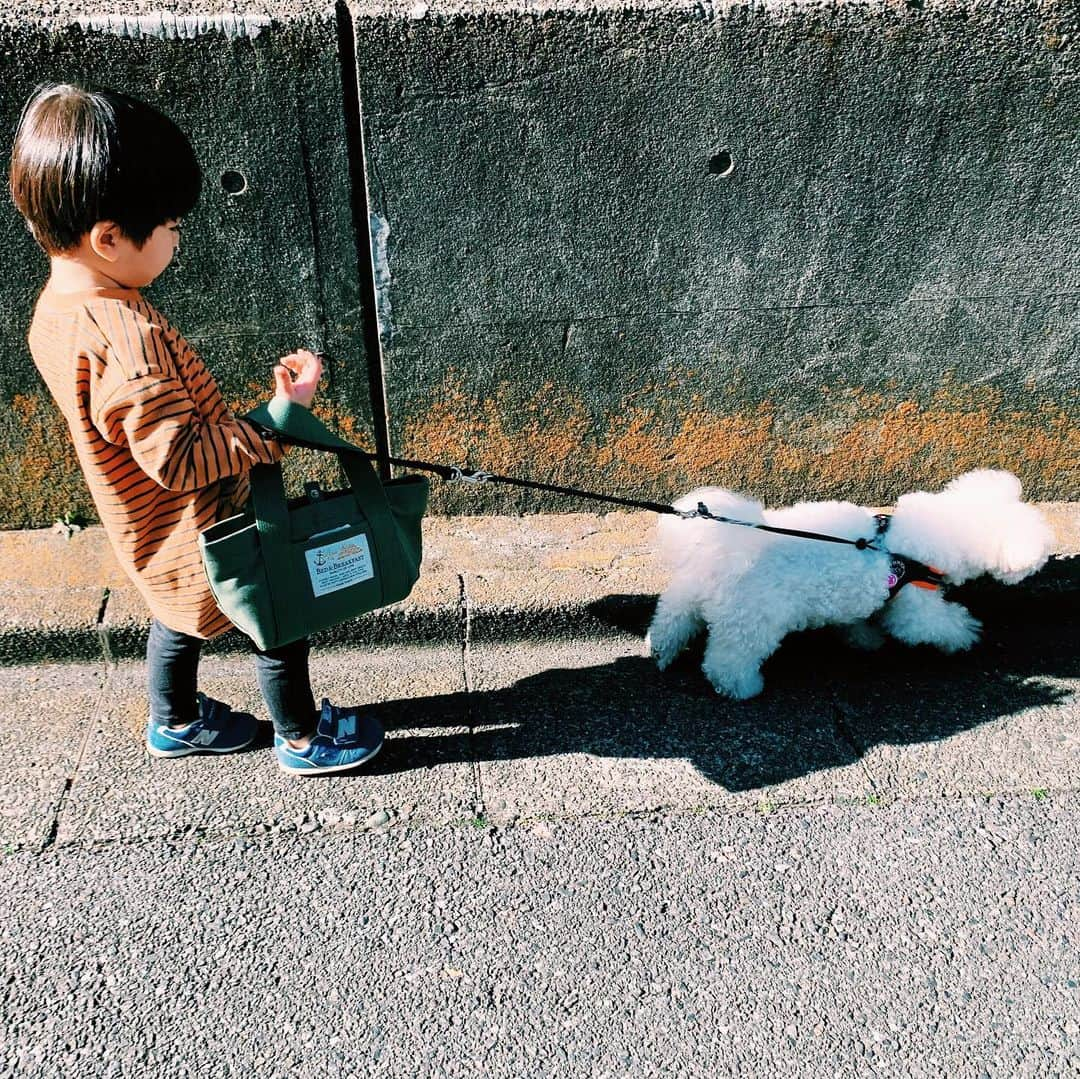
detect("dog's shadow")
[362,568,1077,793]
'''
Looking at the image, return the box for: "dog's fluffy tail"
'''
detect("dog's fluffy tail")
[657,487,770,572]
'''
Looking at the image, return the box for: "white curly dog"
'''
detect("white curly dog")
[647,470,1053,699]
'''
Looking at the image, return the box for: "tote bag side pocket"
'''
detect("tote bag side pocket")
[198,513,278,648]
[384,474,429,587]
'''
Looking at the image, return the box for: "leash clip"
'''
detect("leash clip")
[450,466,493,485]
[678,501,712,520]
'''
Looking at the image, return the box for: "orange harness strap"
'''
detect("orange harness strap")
[887,556,946,598]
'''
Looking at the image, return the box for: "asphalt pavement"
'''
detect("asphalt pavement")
[0,511,1078,1077]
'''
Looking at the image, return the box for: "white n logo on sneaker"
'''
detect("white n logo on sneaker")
[191,729,218,746]
[338,716,357,740]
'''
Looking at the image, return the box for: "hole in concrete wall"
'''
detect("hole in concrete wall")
[708,151,734,178]
[221,170,248,196]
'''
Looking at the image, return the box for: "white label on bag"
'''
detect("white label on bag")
[305,533,374,597]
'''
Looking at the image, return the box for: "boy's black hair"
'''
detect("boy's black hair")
[9,83,201,253]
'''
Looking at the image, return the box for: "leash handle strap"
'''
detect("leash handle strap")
[245,398,368,455]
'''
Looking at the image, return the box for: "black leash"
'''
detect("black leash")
[380,451,954,595]
[264,423,887,552]
[377,454,886,552]
[414,458,952,593]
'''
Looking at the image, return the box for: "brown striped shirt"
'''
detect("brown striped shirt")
[28,284,282,639]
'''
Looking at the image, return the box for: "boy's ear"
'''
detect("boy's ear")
[88,221,123,263]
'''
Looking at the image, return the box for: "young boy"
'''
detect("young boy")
[10,83,383,775]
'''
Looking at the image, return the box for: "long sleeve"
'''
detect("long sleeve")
[89,301,282,492]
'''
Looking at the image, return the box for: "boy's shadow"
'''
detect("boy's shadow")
[361,569,1078,792]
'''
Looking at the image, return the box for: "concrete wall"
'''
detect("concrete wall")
[356,0,1079,512]
[1,0,1077,528]
[0,8,371,528]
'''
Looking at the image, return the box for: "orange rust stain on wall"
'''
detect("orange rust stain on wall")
[4,374,1077,526]
[402,377,591,485]
[596,408,669,481]
[401,378,474,465]
[803,385,1078,499]
[480,383,592,484]
[669,402,777,483]
[398,374,1079,511]
[596,400,782,493]
[0,393,93,527]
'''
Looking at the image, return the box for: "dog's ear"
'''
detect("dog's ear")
[944,470,1023,503]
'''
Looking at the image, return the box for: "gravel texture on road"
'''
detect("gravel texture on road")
[3,797,1078,1078]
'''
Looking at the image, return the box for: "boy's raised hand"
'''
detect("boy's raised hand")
[272,349,323,409]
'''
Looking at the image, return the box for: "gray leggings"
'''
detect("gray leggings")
[146,619,317,741]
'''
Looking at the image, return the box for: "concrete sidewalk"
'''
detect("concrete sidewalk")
[4,608,1079,853]
[4,505,1080,664]
[1,513,1076,1076]
[1,506,1077,852]
[3,503,1077,851]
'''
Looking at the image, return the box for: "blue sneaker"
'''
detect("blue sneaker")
[146,693,257,758]
[274,700,384,776]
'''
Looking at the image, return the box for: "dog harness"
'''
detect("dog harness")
[873,514,947,599]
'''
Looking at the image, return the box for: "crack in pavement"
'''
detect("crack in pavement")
[38,663,115,854]
[459,573,486,821]
[830,693,879,795]
[16,788,1080,860]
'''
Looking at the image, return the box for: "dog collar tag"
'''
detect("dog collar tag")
[886,557,907,598]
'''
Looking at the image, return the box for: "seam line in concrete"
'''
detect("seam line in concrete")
[38,665,113,853]
[459,573,486,819]
[830,695,878,794]
[391,291,1080,332]
[295,93,332,361]
[95,587,114,667]
[31,788,1080,856]
[459,575,475,697]
[39,779,72,852]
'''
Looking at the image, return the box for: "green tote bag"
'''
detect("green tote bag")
[198,399,429,650]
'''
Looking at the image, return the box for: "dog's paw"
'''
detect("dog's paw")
[932,612,982,653]
[883,592,983,653]
[645,631,677,671]
[705,667,764,700]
